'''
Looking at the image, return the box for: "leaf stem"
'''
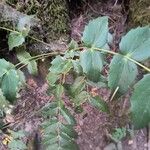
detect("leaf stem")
[15,51,64,68]
[0,26,19,33]
[91,47,150,72]
[124,55,150,72]
[17,52,62,70]
[0,26,54,50]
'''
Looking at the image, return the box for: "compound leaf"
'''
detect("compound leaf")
[42,99,78,150]
[131,74,150,129]
[108,55,138,94]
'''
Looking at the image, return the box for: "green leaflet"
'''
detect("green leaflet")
[50,56,73,74]
[0,59,24,102]
[17,70,26,87]
[16,49,38,75]
[89,96,109,113]
[60,106,76,125]
[47,72,60,86]
[70,76,85,96]
[42,102,58,117]
[82,16,108,48]
[1,69,20,102]
[68,39,78,51]
[66,76,89,106]
[0,59,10,78]
[131,74,150,129]
[41,100,76,126]
[72,91,89,106]
[80,50,103,82]
[11,130,26,139]
[8,15,33,50]
[8,140,27,150]
[8,130,27,150]
[108,55,138,94]
[111,128,126,143]
[8,32,25,50]
[55,84,64,99]
[72,60,83,75]
[119,26,150,61]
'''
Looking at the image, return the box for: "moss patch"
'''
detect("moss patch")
[129,0,150,26]
[7,0,70,42]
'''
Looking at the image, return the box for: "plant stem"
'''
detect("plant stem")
[17,52,61,70]
[0,26,54,50]
[15,51,63,68]
[0,26,150,72]
[125,55,150,72]
[0,26,19,33]
[91,47,150,72]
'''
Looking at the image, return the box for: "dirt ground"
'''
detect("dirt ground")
[0,0,149,150]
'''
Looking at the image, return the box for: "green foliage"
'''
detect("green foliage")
[68,76,88,106]
[0,59,11,78]
[68,39,78,51]
[16,49,38,75]
[1,69,19,102]
[8,32,25,50]
[1,16,150,149]
[0,59,24,102]
[47,72,60,86]
[111,128,126,143]
[82,16,108,48]
[131,74,150,129]
[80,50,104,82]
[108,55,138,94]
[119,26,150,61]
[50,56,73,74]
[8,130,27,150]
[89,96,109,113]
[8,15,33,50]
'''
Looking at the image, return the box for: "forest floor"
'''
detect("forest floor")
[0,0,148,150]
